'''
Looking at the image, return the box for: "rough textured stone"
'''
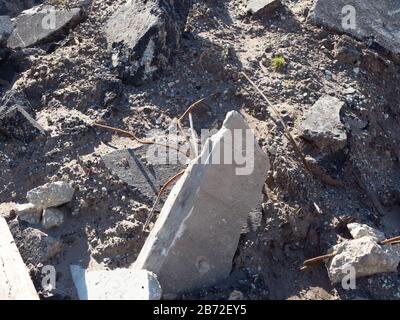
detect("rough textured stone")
[8,222,63,264]
[42,207,64,229]
[247,0,281,15]
[7,7,84,49]
[104,0,191,85]
[327,236,400,284]
[309,0,400,59]
[70,266,162,300]
[101,145,184,204]
[300,95,347,153]
[16,203,42,225]
[27,181,75,209]
[0,15,12,44]
[0,217,39,300]
[135,111,270,295]
[347,223,386,242]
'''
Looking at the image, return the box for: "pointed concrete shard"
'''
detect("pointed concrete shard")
[70,266,162,300]
[0,217,39,300]
[135,111,270,295]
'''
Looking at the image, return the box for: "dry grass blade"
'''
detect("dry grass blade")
[300,252,337,271]
[380,235,400,245]
[241,71,311,172]
[143,169,186,231]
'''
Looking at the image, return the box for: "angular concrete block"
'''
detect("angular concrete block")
[70,266,162,300]
[327,236,400,284]
[135,111,269,294]
[7,7,84,49]
[27,181,75,209]
[0,217,39,300]
[16,203,42,225]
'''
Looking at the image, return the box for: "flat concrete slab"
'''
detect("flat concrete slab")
[70,266,162,300]
[0,217,39,300]
[134,111,269,295]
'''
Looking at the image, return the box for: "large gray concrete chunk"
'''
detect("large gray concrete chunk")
[42,207,64,229]
[104,0,191,85]
[347,223,386,242]
[135,111,270,295]
[0,15,12,44]
[70,266,162,300]
[7,7,84,49]
[300,96,347,153]
[0,217,39,300]
[247,0,281,15]
[27,181,75,209]
[309,0,400,58]
[327,236,400,284]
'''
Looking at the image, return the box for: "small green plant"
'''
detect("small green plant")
[271,54,286,69]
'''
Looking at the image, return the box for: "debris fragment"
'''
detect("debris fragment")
[27,181,75,209]
[347,223,386,242]
[70,266,162,300]
[327,236,400,284]
[104,0,191,85]
[16,203,42,225]
[42,207,64,229]
[300,96,347,154]
[7,7,85,49]
[247,0,281,16]
[309,0,400,59]
[0,217,39,300]
[134,111,270,295]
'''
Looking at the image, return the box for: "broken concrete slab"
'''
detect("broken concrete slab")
[347,223,385,242]
[134,111,269,295]
[0,217,39,300]
[16,203,42,225]
[300,95,347,154]
[327,236,400,284]
[70,265,162,300]
[27,181,75,209]
[7,7,84,49]
[101,145,184,204]
[0,15,12,44]
[247,0,281,16]
[0,104,45,142]
[104,0,191,85]
[309,0,400,60]
[42,207,64,229]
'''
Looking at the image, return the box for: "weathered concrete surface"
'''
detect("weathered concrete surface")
[135,111,269,294]
[101,145,184,204]
[309,0,400,59]
[0,217,39,300]
[327,236,400,284]
[300,96,347,153]
[16,203,42,225]
[70,266,162,300]
[27,181,75,209]
[247,0,281,15]
[347,223,385,242]
[0,15,12,44]
[42,207,64,229]
[7,7,84,49]
[104,0,191,85]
